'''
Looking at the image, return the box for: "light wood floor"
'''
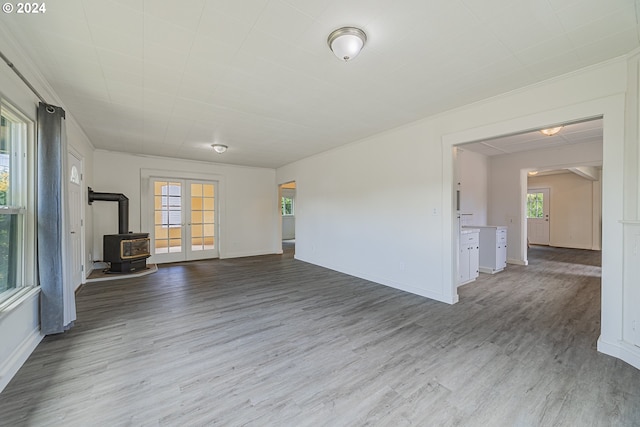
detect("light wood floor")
[1,244,639,426]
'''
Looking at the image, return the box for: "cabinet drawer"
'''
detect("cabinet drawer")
[463,234,479,244]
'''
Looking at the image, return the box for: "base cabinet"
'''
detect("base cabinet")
[464,225,507,274]
[458,229,479,286]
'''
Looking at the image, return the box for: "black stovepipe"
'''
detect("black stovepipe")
[88,187,129,234]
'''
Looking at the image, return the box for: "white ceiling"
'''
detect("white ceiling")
[1,0,638,168]
[459,118,603,156]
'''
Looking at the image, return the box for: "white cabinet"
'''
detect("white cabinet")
[458,228,480,286]
[464,225,507,274]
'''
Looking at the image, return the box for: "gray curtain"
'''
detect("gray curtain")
[37,102,76,334]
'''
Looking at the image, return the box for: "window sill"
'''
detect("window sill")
[0,287,40,320]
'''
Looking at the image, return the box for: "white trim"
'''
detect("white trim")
[0,286,38,319]
[0,287,42,393]
[295,254,457,304]
[221,249,278,259]
[507,258,528,266]
[0,325,42,393]
[597,337,640,370]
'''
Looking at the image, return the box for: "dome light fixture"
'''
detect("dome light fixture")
[540,126,563,136]
[211,144,228,154]
[327,27,367,62]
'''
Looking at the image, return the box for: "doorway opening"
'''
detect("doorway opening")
[452,116,603,294]
[279,181,296,258]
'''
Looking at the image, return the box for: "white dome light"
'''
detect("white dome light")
[211,144,228,153]
[540,126,563,136]
[327,27,367,62]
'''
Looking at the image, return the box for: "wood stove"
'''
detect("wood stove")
[89,187,150,273]
[103,233,150,273]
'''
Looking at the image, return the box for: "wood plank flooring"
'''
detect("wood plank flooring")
[1,243,639,426]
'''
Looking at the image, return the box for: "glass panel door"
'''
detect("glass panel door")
[153,180,184,263]
[151,178,219,263]
[527,188,550,245]
[187,181,218,260]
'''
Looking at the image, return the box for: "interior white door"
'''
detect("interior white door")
[68,151,83,289]
[151,178,219,264]
[527,188,550,245]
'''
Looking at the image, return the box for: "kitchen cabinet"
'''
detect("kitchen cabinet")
[464,225,507,274]
[458,228,480,286]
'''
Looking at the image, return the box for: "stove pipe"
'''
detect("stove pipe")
[88,187,129,234]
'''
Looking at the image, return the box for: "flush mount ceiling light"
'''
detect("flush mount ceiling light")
[528,171,539,176]
[327,27,367,62]
[211,144,228,154]
[540,126,563,136]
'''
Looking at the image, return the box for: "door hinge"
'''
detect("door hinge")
[81,265,84,272]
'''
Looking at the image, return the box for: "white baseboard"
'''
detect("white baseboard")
[294,254,456,304]
[507,258,528,266]
[220,249,278,259]
[479,267,503,274]
[0,326,43,393]
[597,336,640,370]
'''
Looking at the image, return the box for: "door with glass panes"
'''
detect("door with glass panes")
[527,188,550,245]
[152,179,218,263]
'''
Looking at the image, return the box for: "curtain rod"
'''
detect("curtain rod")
[0,49,49,106]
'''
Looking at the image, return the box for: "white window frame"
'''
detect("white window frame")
[281,196,294,216]
[0,99,36,306]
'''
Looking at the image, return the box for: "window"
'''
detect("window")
[154,181,182,254]
[157,182,182,228]
[281,196,294,216]
[527,192,544,219]
[0,102,32,302]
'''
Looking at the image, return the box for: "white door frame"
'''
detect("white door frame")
[442,95,623,308]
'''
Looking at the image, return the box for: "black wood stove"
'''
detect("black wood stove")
[103,233,150,273]
[89,187,150,273]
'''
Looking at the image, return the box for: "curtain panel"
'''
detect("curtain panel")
[37,102,76,334]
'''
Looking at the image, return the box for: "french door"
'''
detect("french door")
[151,178,219,263]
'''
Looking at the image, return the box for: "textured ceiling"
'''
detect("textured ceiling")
[1,0,638,168]
[460,118,603,156]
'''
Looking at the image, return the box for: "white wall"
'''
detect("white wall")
[528,172,601,250]
[489,141,603,262]
[458,149,489,225]
[279,58,635,369]
[92,150,278,261]
[0,26,95,391]
[281,188,296,240]
[278,123,445,301]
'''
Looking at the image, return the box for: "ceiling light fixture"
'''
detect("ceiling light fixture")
[211,144,228,154]
[327,27,367,62]
[540,126,563,136]
[528,171,539,176]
